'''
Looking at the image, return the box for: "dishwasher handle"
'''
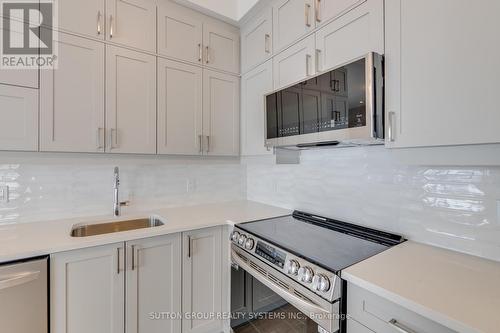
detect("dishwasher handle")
[0,271,40,290]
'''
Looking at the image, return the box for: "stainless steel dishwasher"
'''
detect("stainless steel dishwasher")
[0,257,48,333]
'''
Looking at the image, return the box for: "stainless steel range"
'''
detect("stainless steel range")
[230,211,404,333]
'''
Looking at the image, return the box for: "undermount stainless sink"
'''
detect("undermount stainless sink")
[71,216,165,237]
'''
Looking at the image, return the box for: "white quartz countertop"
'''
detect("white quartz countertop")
[343,241,500,333]
[0,200,290,263]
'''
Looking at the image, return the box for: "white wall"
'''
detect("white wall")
[0,153,246,224]
[180,0,259,21]
[244,146,500,262]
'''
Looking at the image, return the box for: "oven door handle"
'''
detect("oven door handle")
[231,249,330,316]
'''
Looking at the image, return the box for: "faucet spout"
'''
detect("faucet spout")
[113,167,120,217]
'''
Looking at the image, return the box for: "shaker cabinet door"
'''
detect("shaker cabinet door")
[106,46,156,154]
[241,7,273,73]
[272,0,314,53]
[56,0,105,39]
[203,23,240,74]
[40,33,105,153]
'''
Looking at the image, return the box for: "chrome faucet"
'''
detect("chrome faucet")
[113,167,121,217]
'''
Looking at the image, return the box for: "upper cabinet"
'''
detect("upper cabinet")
[315,0,365,27]
[55,0,156,52]
[241,7,273,73]
[203,22,240,74]
[158,1,203,64]
[315,0,383,73]
[273,0,315,53]
[385,0,500,148]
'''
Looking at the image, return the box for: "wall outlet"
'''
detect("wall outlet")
[0,185,9,203]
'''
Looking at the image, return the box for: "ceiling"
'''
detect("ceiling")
[181,0,260,22]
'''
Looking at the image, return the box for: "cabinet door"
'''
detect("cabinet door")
[203,70,240,156]
[106,46,156,154]
[241,60,273,155]
[40,33,105,152]
[385,0,500,147]
[273,34,315,90]
[158,58,203,155]
[273,0,314,53]
[0,85,38,151]
[51,243,125,333]
[315,0,364,27]
[158,1,203,64]
[182,226,223,333]
[56,0,105,39]
[241,7,272,73]
[126,234,182,333]
[106,0,156,52]
[315,0,383,73]
[203,23,240,74]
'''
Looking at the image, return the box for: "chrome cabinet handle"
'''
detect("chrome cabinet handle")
[96,127,104,149]
[265,34,271,53]
[0,271,40,291]
[315,49,321,72]
[187,236,192,258]
[198,134,203,153]
[315,0,321,22]
[198,43,202,62]
[389,319,418,333]
[97,11,102,35]
[306,54,312,76]
[206,135,210,153]
[305,3,311,27]
[109,128,118,149]
[117,247,121,274]
[388,111,396,142]
[109,15,114,38]
[131,245,137,270]
[205,46,210,64]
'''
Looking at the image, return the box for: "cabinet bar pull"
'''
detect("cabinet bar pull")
[198,134,203,153]
[315,49,321,72]
[205,46,210,64]
[131,245,136,270]
[97,11,102,35]
[198,43,202,62]
[109,128,118,149]
[388,111,396,142]
[187,236,192,258]
[306,54,312,76]
[265,34,270,53]
[388,319,418,333]
[206,135,210,153]
[305,4,311,27]
[315,0,321,22]
[109,15,114,38]
[117,247,121,274]
[96,127,103,149]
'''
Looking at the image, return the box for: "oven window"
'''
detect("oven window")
[231,269,318,333]
[265,58,367,139]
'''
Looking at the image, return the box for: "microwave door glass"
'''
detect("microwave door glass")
[279,88,301,137]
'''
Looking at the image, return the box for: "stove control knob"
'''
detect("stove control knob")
[244,238,255,250]
[312,274,331,292]
[230,231,240,243]
[285,260,300,276]
[238,234,247,246]
[298,266,314,283]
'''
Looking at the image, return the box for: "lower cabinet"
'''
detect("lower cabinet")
[182,226,224,333]
[51,234,182,333]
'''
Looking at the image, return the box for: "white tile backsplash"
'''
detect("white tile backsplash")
[0,152,246,224]
[243,146,500,262]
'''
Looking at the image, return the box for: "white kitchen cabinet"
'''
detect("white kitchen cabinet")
[241,7,273,73]
[106,46,156,154]
[126,234,182,333]
[203,22,240,74]
[0,84,38,151]
[272,0,314,53]
[241,60,273,156]
[158,58,203,155]
[347,283,455,333]
[106,0,156,52]
[158,0,203,64]
[56,0,105,39]
[203,69,240,156]
[182,226,223,333]
[314,0,364,28]
[347,318,375,333]
[273,34,315,90]
[40,33,105,153]
[315,0,383,73]
[385,0,500,148]
[51,243,125,333]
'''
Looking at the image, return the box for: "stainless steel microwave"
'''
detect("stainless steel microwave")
[265,53,384,148]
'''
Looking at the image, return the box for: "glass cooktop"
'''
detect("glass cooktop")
[237,214,402,273]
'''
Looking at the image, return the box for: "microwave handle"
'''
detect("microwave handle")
[231,248,330,316]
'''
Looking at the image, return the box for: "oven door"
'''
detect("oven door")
[231,245,340,333]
